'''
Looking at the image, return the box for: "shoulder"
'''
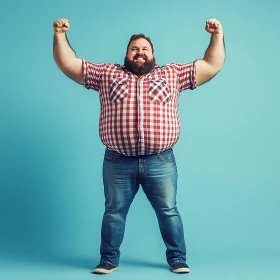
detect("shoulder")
[83,61,125,76]
[153,64,178,72]
[155,62,195,73]
[82,60,121,69]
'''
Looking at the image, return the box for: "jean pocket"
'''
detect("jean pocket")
[109,78,128,103]
[148,79,171,103]
[104,149,121,162]
[156,149,175,163]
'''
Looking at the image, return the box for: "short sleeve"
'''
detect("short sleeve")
[82,59,106,91]
[175,60,197,92]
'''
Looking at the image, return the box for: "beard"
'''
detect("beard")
[124,55,156,75]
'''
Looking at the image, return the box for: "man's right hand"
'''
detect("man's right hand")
[53,18,70,34]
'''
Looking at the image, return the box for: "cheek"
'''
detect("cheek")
[128,54,135,60]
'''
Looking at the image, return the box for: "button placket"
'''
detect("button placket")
[137,78,145,154]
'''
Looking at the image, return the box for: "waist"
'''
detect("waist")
[101,136,179,156]
[106,147,174,157]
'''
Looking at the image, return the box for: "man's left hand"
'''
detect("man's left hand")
[205,19,223,35]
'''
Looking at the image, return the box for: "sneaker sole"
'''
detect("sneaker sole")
[170,267,190,273]
[93,267,118,274]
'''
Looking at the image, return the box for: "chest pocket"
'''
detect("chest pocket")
[148,78,171,103]
[109,78,128,103]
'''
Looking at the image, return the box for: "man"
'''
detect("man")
[53,18,225,274]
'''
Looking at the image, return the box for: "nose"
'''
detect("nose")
[137,50,143,55]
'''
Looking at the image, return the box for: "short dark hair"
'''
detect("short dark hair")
[126,34,154,54]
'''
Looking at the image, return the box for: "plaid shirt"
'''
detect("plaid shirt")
[82,59,197,156]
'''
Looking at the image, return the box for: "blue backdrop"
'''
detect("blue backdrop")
[1,0,279,279]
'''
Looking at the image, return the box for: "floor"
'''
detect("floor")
[1,253,279,280]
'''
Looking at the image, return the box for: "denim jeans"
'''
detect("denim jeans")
[100,148,187,266]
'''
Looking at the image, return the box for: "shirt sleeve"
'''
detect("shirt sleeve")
[174,60,197,92]
[82,59,106,91]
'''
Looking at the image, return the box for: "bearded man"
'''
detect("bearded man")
[53,18,225,274]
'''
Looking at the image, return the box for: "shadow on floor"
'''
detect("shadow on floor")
[121,258,167,269]
[37,255,167,270]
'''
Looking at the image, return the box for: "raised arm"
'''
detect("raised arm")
[196,19,225,86]
[53,18,84,84]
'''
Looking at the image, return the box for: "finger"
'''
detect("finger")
[207,21,220,29]
[213,20,220,26]
[206,18,216,24]
[53,20,61,27]
[54,18,68,27]
[213,20,220,28]
[210,23,218,28]
[61,18,69,25]
[206,19,218,25]
[54,20,64,28]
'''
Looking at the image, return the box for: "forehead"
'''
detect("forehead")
[128,38,152,50]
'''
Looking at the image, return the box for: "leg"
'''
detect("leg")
[141,149,187,266]
[100,149,139,266]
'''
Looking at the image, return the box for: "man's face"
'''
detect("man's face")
[124,38,155,75]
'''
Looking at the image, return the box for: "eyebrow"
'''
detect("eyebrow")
[130,46,150,50]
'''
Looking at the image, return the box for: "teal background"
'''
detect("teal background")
[1,0,279,279]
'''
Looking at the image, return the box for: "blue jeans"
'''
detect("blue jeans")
[100,148,187,266]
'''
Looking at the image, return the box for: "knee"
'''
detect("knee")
[104,204,130,219]
[155,206,179,217]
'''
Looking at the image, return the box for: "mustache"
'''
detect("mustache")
[133,54,148,59]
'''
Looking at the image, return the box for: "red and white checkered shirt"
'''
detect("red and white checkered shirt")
[82,59,197,156]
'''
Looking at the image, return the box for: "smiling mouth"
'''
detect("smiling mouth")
[134,56,146,62]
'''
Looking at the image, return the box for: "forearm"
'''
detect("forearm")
[203,33,225,70]
[53,33,77,71]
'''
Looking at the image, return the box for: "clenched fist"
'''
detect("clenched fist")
[205,19,222,35]
[53,18,70,34]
